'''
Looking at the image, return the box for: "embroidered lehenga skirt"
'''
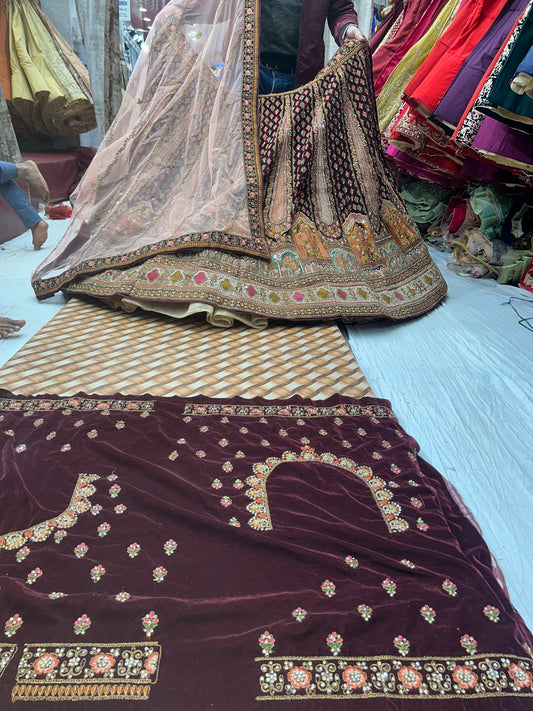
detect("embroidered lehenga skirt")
[32,0,446,327]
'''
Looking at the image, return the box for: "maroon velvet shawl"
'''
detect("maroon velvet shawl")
[1,391,532,709]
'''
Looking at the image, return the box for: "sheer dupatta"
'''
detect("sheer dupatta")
[32,0,267,297]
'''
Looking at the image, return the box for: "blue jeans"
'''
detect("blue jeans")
[0,160,41,229]
[258,64,295,94]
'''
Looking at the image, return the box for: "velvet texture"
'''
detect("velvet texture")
[1,391,532,709]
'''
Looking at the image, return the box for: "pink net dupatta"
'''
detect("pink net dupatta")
[32,0,267,297]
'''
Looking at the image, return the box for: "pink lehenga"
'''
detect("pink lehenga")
[32,0,446,327]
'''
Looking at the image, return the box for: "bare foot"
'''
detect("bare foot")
[31,220,48,249]
[16,160,50,203]
[0,317,25,339]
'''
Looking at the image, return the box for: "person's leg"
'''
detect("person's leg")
[258,65,295,95]
[0,317,25,338]
[0,160,48,249]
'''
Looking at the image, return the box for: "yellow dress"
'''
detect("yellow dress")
[376,0,462,134]
[7,0,96,136]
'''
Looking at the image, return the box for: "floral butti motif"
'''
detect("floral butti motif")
[73,614,91,635]
[142,611,159,638]
[258,631,275,657]
[292,607,307,623]
[4,614,23,637]
[357,604,372,621]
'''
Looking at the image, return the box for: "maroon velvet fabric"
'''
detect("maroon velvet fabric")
[0,391,532,709]
[295,0,358,87]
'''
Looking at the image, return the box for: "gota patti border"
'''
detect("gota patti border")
[0,298,373,399]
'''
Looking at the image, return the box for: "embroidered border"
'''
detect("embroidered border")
[256,654,533,700]
[0,474,99,550]
[0,644,17,679]
[12,643,161,702]
[245,447,408,534]
[182,403,393,419]
[0,397,154,414]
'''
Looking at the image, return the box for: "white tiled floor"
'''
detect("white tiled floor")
[1,223,532,632]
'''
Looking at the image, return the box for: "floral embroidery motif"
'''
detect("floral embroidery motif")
[235,450,245,458]
[420,605,436,624]
[345,555,358,569]
[393,635,410,656]
[46,432,56,440]
[357,604,372,621]
[258,654,533,699]
[326,632,343,656]
[416,517,429,532]
[211,479,223,490]
[233,478,244,489]
[401,558,415,568]
[342,440,352,448]
[398,665,423,690]
[279,429,288,437]
[168,450,179,460]
[292,607,307,623]
[442,578,458,596]
[73,614,91,635]
[87,429,98,439]
[0,473,99,550]
[90,565,106,583]
[53,529,67,544]
[390,463,401,474]
[229,517,241,527]
[109,484,121,498]
[183,402,393,419]
[460,635,478,655]
[483,605,500,623]
[60,444,71,452]
[222,462,234,473]
[115,420,125,429]
[196,450,206,458]
[259,631,275,657]
[107,474,117,482]
[0,397,154,414]
[164,539,177,556]
[153,566,167,583]
[114,504,127,514]
[410,497,423,509]
[245,447,408,534]
[220,496,232,508]
[127,542,141,558]
[15,444,27,453]
[12,642,161,701]
[4,614,23,637]
[26,567,43,585]
[199,425,209,433]
[97,522,111,537]
[218,438,229,447]
[15,546,30,562]
[142,611,159,638]
[382,578,397,597]
[509,663,532,689]
[91,504,102,515]
[408,479,419,487]
[48,592,65,600]
[115,592,130,603]
[321,580,336,597]
[371,451,382,460]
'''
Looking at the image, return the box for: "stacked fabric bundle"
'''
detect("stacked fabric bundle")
[373,0,533,189]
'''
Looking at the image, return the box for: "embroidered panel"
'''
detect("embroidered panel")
[256,655,533,700]
[0,645,17,679]
[12,643,161,702]
[0,397,154,414]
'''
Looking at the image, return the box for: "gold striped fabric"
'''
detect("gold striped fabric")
[0,298,372,399]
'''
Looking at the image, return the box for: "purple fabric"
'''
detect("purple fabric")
[295,0,358,86]
[472,114,533,166]
[1,391,532,709]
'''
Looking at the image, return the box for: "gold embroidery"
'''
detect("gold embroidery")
[0,397,154,414]
[0,644,17,678]
[13,643,161,702]
[0,474,99,550]
[256,654,533,700]
[245,446,408,534]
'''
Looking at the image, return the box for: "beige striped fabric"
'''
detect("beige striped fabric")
[0,298,372,399]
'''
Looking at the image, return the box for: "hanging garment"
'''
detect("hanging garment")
[31,0,446,327]
[376,0,462,134]
[6,0,96,137]
[372,0,449,96]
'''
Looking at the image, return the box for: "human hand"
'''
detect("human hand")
[344,25,367,43]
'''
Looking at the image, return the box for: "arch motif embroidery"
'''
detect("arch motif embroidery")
[245,446,408,534]
[0,474,100,551]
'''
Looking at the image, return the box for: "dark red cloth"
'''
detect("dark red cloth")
[295,0,358,86]
[0,391,532,709]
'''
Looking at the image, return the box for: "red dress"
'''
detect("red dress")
[403,0,509,114]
